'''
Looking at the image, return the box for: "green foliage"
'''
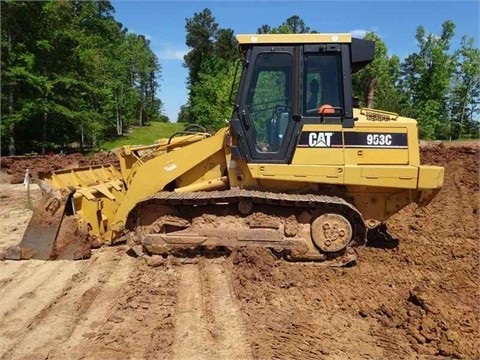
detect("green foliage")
[1,0,164,155]
[99,122,184,150]
[157,114,171,123]
[352,33,407,113]
[7,2,476,147]
[448,36,480,139]
[257,15,316,34]
[352,21,478,139]
[190,57,236,130]
[177,105,191,124]
[181,8,239,126]
[400,21,458,139]
[183,8,219,87]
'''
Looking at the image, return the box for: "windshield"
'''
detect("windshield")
[304,53,343,115]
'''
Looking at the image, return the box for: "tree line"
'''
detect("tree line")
[1,0,165,155]
[2,4,478,156]
[179,10,479,140]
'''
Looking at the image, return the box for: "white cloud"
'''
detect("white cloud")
[156,48,188,61]
[350,29,368,39]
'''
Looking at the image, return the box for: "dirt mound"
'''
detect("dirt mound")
[227,144,480,359]
[228,247,278,285]
[0,152,120,184]
[53,215,91,260]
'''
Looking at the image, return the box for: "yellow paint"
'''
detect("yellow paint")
[345,148,409,165]
[292,124,344,165]
[417,165,444,189]
[110,128,228,233]
[237,33,352,44]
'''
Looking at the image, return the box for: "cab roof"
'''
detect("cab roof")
[236,33,352,45]
[236,33,375,73]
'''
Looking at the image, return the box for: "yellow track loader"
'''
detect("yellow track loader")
[6,33,444,265]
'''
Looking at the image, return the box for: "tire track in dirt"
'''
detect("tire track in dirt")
[0,261,84,355]
[46,253,136,359]
[0,261,32,283]
[0,261,65,317]
[202,262,254,360]
[1,248,126,360]
[51,258,178,360]
[0,262,38,295]
[172,264,208,360]
[0,261,46,298]
[171,261,253,360]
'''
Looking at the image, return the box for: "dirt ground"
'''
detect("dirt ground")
[0,142,478,360]
[0,151,119,184]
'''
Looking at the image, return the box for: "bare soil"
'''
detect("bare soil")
[0,143,478,360]
[0,151,119,184]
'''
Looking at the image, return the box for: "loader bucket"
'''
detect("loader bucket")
[4,186,90,260]
[0,165,123,260]
[20,188,69,259]
[2,164,124,261]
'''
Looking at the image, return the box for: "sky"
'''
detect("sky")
[111,0,479,122]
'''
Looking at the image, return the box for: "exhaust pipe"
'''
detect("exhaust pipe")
[366,77,377,108]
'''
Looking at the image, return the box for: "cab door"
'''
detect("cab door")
[236,46,298,163]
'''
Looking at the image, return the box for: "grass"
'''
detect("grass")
[100,122,184,151]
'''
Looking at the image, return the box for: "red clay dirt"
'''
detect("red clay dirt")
[0,142,478,360]
[0,151,120,184]
[228,143,479,360]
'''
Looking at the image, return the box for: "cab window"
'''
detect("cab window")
[304,53,343,115]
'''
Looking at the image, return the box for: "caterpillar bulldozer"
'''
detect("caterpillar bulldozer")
[5,33,444,265]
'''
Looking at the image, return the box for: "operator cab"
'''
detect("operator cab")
[230,34,375,163]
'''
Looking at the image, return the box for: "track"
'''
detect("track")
[132,189,365,262]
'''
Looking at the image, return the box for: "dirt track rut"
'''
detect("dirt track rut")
[0,249,253,360]
[173,262,253,360]
[0,249,133,359]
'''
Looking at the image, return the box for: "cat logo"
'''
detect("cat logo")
[308,132,333,147]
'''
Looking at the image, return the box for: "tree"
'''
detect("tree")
[448,36,480,139]
[189,56,236,129]
[1,0,164,154]
[1,1,44,154]
[352,32,406,113]
[400,21,456,139]
[257,15,316,34]
[183,9,218,87]
[158,114,170,123]
[177,104,191,123]
[182,8,239,127]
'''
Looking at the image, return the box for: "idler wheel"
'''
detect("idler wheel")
[311,213,353,253]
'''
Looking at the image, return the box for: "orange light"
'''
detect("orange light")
[318,104,335,114]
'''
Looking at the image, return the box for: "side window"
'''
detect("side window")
[246,53,292,153]
[304,53,343,115]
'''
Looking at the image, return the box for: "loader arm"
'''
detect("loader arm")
[10,129,228,260]
[107,128,228,241]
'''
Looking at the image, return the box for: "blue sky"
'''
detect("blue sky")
[111,0,479,122]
